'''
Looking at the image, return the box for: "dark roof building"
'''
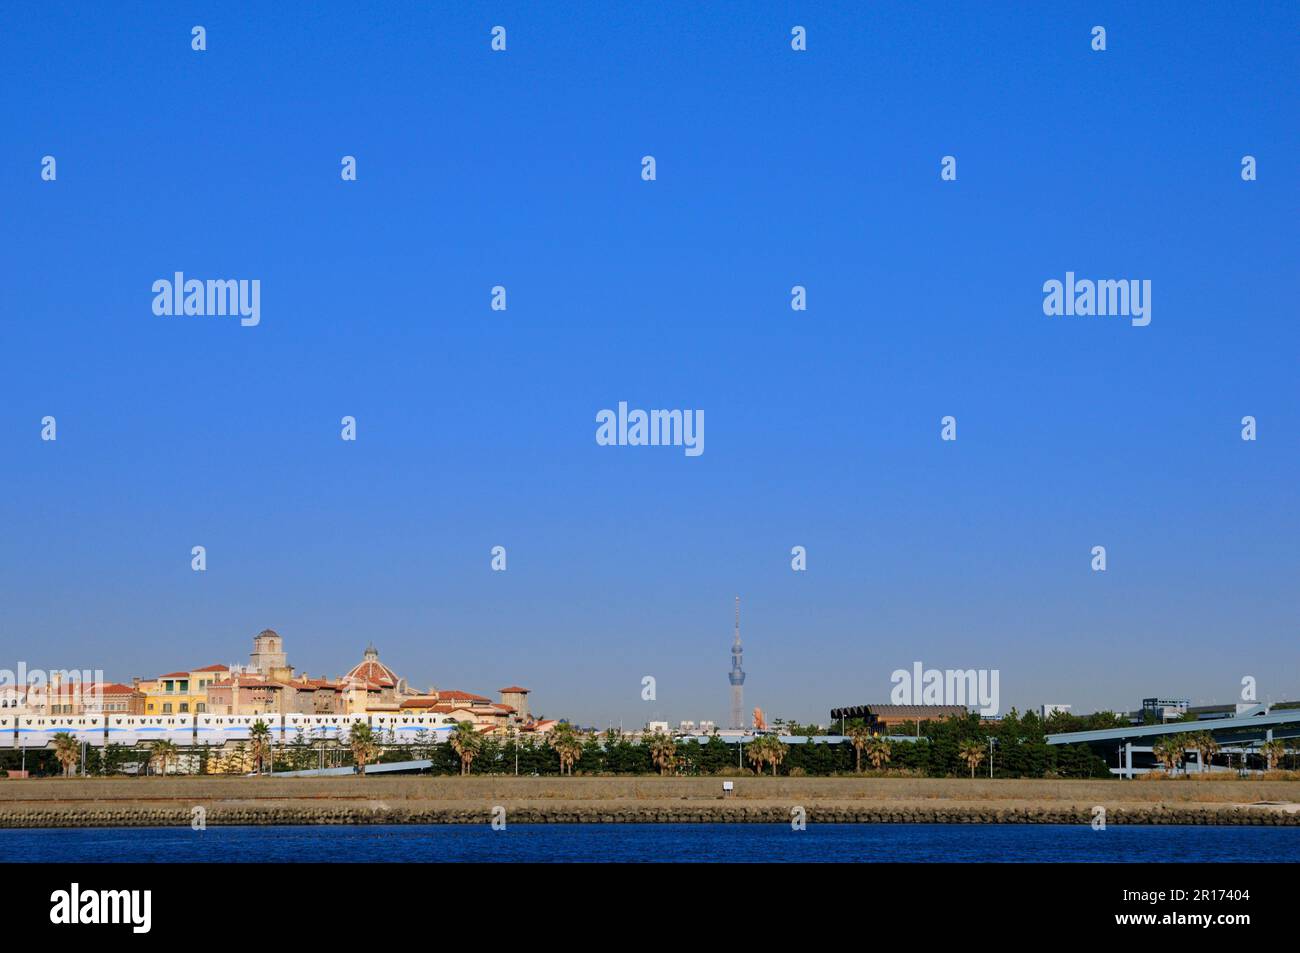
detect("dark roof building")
[830,704,969,730]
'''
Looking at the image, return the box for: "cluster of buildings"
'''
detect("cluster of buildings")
[3,629,554,737]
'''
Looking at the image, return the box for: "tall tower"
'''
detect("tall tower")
[728,596,746,729]
[249,629,288,678]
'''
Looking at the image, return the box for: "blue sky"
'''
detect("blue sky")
[2,2,1297,727]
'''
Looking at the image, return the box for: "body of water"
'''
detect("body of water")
[6,823,1299,862]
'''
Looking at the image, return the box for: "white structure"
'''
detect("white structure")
[1041,704,1071,719]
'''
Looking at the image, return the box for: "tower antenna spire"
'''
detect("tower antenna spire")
[728,596,746,730]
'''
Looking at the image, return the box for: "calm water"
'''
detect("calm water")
[6,824,1299,862]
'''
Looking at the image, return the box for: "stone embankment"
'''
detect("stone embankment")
[3,776,1298,827]
[3,804,1300,827]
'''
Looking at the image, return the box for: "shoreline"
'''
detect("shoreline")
[4,777,1300,827]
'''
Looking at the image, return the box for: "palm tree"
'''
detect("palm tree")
[52,732,80,778]
[865,736,892,772]
[846,723,872,773]
[1191,732,1219,774]
[648,731,677,776]
[767,737,789,776]
[249,720,272,775]
[958,740,985,779]
[1259,739,1286,773]
[349,722,380,776]
[449,721,482,776]
[150,740,179,777]
[1151,735,1185,774]
[744,736,767,775]
[549,723,583,776]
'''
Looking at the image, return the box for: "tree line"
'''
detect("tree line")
[12,713,1118,779]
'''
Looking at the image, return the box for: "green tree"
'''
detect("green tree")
[549,723,583,775]
[846,722,872,773]
[349,722,380,776]
[647,731,677,776]
[449,721,482,776]
[767,737,789,776]
[52,732,80,777]
[150,740,179,776]
[865,736,892,772]
[1190,732,1219,774]
[1151,735,1185,774]
[958,739,985,779]
[1259,739,1286,773]
[249,720,272,775]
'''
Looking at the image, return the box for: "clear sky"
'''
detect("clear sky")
[2,2,1297,727]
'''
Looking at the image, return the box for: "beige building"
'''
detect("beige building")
[249,629,294,682]
[139,664,230,715]
[110,630,545,730]
[499,686,531,721]
[4,681,135,715]
[341,644,404,711]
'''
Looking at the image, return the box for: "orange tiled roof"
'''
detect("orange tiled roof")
[438,690,491,703]
[399,697,446,709]
[210,677,284,689]
[344,658,399,687]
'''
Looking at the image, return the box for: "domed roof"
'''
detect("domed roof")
[344,645,398,687]
[256,628,280,641]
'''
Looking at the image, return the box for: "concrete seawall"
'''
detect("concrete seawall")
[3,777,1299,827]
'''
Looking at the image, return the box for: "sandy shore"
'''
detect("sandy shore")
[3,776,1300,827]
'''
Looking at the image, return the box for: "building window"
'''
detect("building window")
[180,703,189,713]
[163,703,173,714]
[197,703,206,713]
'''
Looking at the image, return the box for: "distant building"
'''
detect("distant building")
[140,664,230,714]
[109,628,546,732]
[6,681,135,715]
[829,704,969,732]
[206,675,286,715]
[342,644,404,710]
[249,629,293,681]
[1142,697,1190,722]
[1041,704,1071,719]
[499,686,531,721]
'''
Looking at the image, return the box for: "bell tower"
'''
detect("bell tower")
[249,629,289,678]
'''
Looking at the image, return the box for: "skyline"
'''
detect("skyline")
[3,3,1299,729]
